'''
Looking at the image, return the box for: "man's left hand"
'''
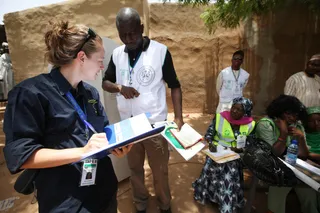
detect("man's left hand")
[174,118,184,130]
[111,144,133,158]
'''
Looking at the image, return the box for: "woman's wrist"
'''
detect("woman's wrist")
[205,137,212,143]
[279,133,287,141]
[278,137,286,142]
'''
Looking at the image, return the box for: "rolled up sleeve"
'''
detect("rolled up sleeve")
[3,87,45,174]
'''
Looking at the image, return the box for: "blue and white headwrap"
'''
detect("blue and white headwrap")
[232,97,253,117]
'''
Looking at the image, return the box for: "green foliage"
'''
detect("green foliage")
[202,0,285,33]
[163,0,211,5]
[163,0,320,34]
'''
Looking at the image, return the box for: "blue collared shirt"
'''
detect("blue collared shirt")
[3,68,117,213]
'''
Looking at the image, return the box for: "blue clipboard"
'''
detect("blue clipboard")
[80,125,165,160]
[104,125,165,151]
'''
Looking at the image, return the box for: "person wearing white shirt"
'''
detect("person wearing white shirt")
[284,54,320,107]
[0,42,14,100]
[216,50,249,113]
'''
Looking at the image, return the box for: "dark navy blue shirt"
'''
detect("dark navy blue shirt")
[3,68,118,213]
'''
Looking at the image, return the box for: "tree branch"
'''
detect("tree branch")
[162,0,320,34]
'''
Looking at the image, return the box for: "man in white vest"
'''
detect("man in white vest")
[216,50,249,113]
[102,8,183,213]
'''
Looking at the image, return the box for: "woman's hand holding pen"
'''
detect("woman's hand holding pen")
[83,133,109,154]
[83,133,133,158]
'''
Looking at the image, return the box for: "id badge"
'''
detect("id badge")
[80,159,98,187]
[235,84,240,93]
[236,135,246,149]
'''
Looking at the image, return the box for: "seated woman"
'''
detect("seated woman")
[193,97,255,213]
[306,107,320,164]
[255,95,318,213]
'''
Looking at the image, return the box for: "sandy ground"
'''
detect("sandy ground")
[1,113,303,213]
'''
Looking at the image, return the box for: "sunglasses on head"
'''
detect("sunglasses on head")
[73,28,97,59]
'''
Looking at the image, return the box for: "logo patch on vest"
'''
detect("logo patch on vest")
[88,99,98,115]
[225,80,232,90]
[120,69,128,77]
[136,66,155,86]
[224,129,231,136]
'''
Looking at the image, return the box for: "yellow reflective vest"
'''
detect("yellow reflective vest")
[213,113,255,147]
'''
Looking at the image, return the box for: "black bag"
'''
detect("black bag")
[14,169,39,195]
[243,137,297,187]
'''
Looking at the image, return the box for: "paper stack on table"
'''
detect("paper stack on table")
[203,145,240,164]
[280,158,320,192]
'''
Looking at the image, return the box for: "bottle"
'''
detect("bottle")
[285,139,299,166]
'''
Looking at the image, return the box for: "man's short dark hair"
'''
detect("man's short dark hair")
[233,50,244,58]
[116,7,141,28]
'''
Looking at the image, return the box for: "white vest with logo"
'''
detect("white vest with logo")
[219,66,249,103]
[113,40,168,124]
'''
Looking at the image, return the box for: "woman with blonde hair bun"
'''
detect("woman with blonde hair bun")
[3,21,131,213]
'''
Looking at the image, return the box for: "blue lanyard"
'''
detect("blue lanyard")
[66,92,97,137]
[128,51,142,85]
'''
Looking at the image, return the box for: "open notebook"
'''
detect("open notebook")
[157,121,205,161]
[169,123,203,149]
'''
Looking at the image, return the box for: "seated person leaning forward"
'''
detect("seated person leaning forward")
[193,97,255,213]
[255,94,318,213]
[305,106,320,164]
